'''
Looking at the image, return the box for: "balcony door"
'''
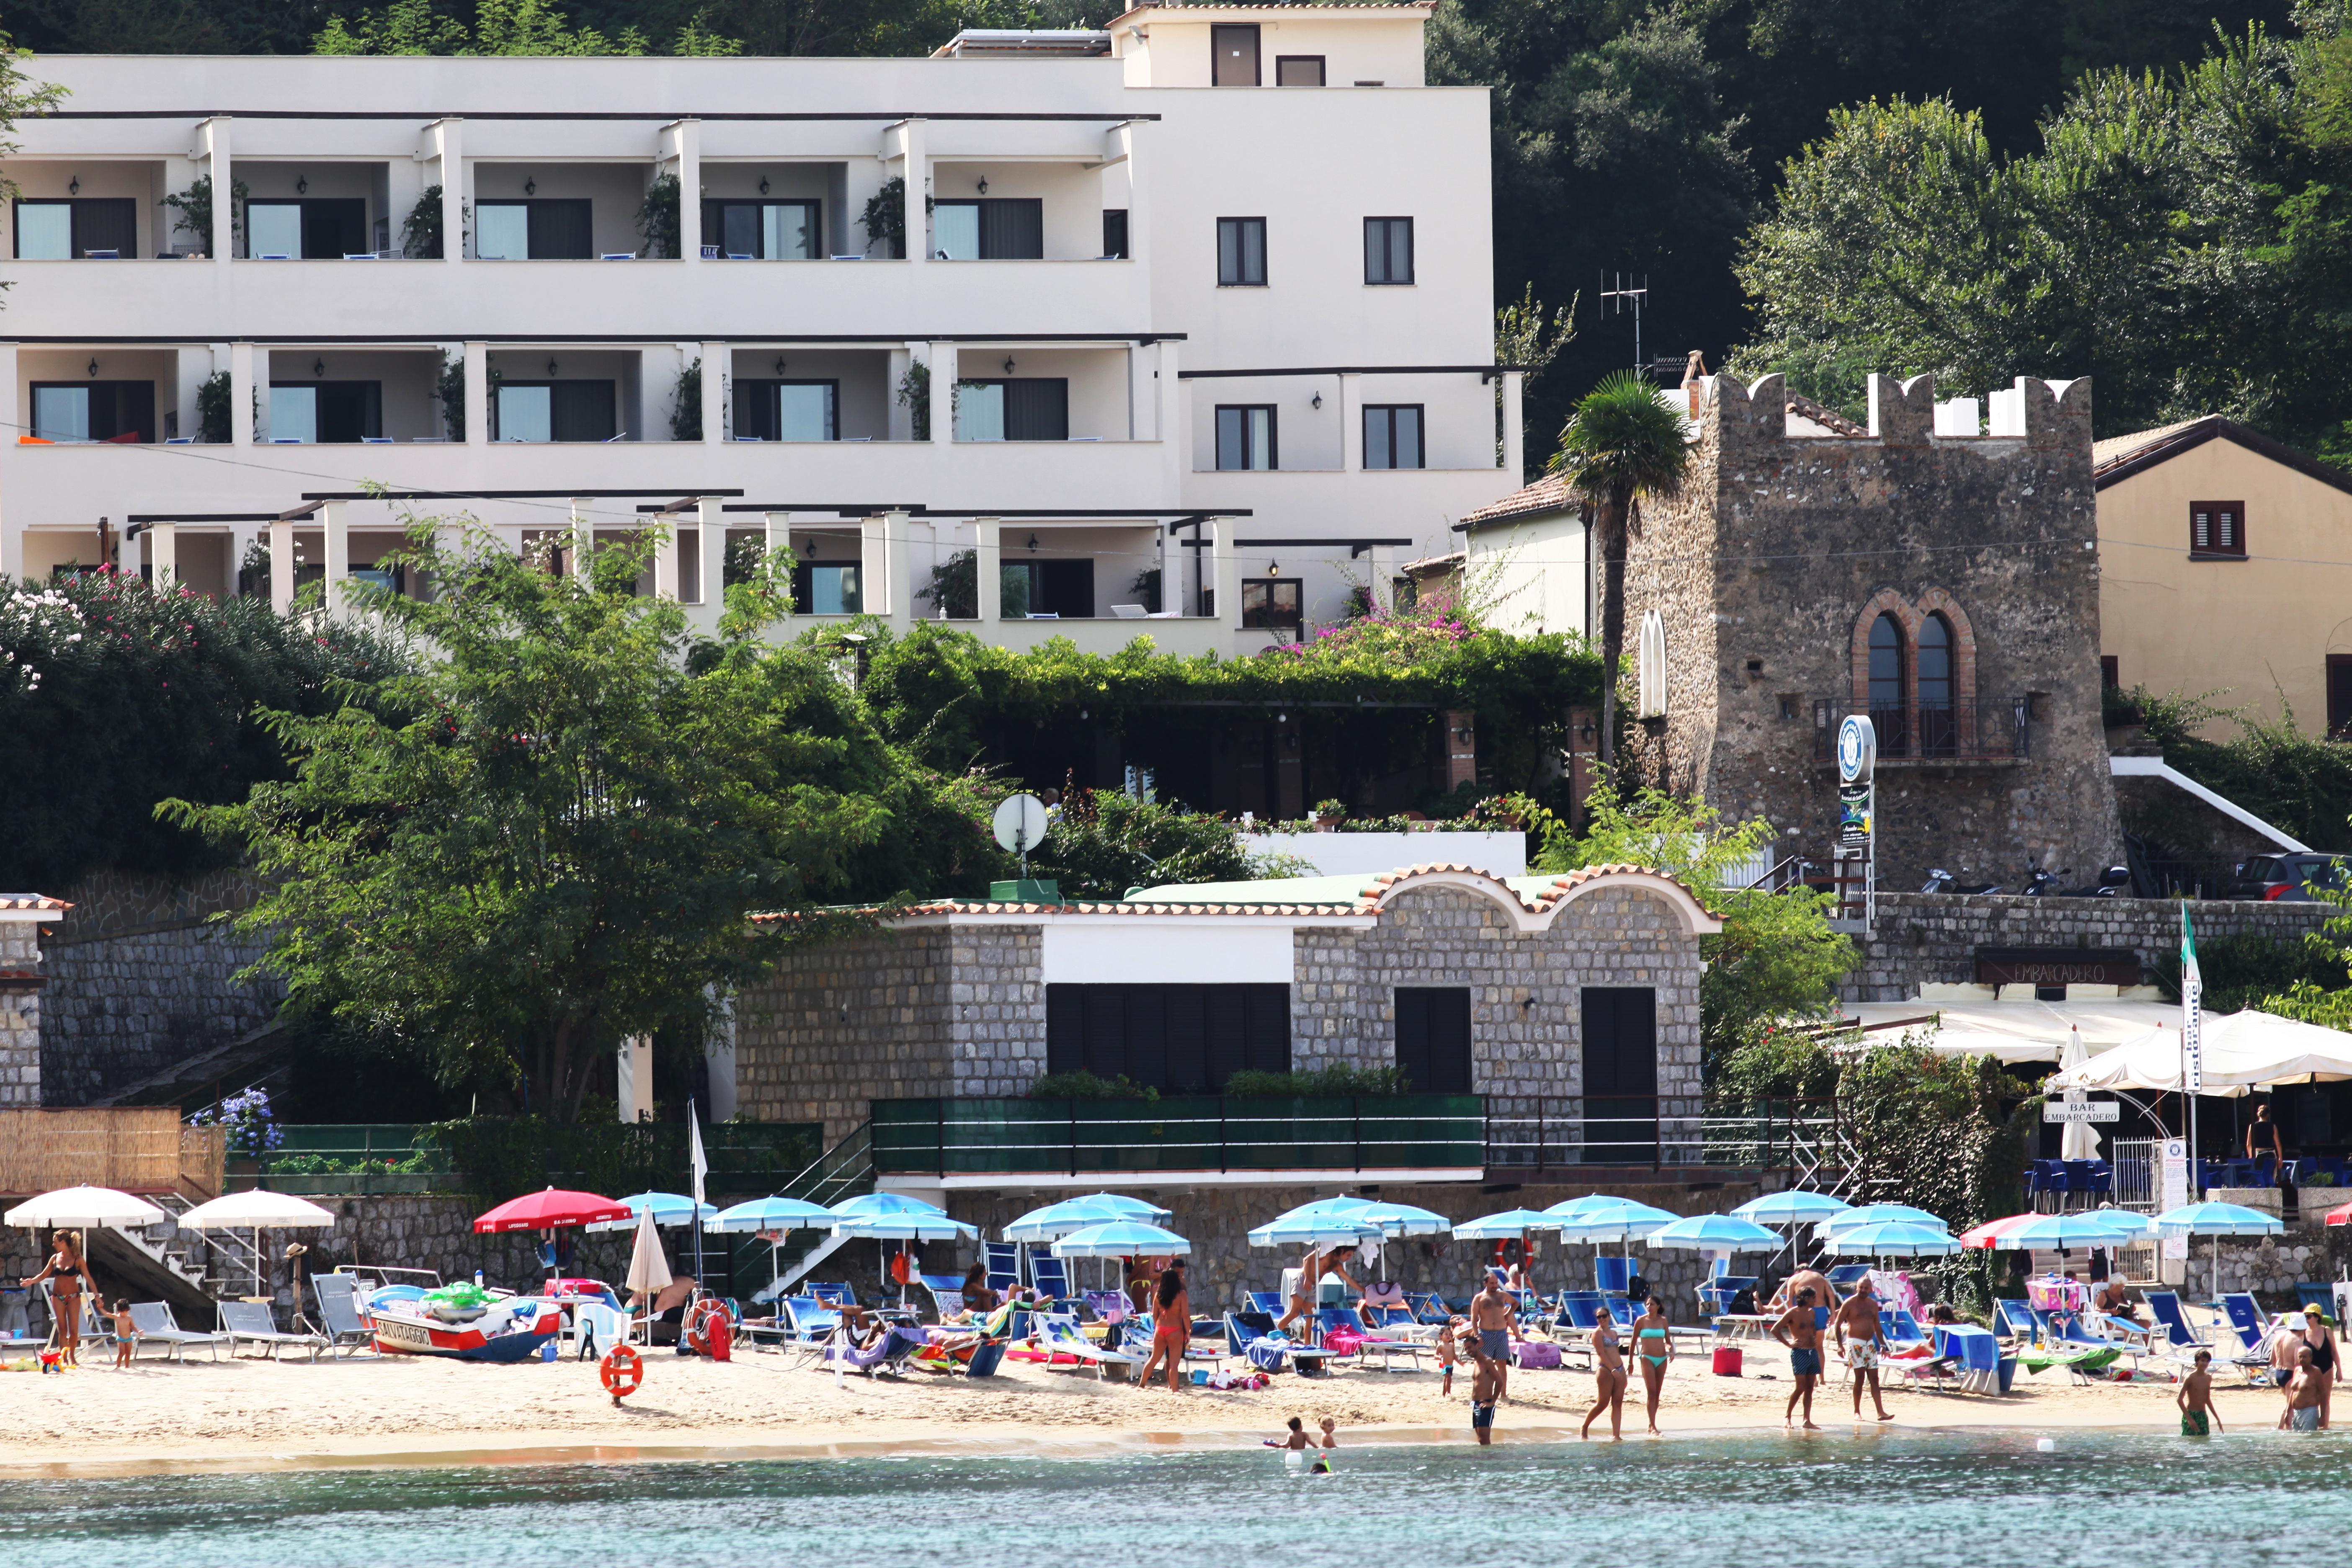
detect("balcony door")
[268,382,383,443]
[474,199,593,260]
[15,198,137,258]
[954,378,1068,441]
[931,199,1044,260]
[998,558,1094,618]
[1045,982,1289,1093]
[245,199,366,259]
[1394,986,1472,1093]
[733,379,837,441]
[30,381,154,442]
[1581,986,1657,1163]
[494,381,616,442]
[701,199,820,259]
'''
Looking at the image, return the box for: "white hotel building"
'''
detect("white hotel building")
[0,4,1524,652]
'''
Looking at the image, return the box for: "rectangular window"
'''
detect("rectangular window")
[268,382,382,444]
[15,198,137,258]
[494,381,615,442]
[1101,208,1128,259]
[246,199,366,259]
[1364,216,1414,284]
[1240,578,1302,630]
[1274,54,1326,86]
[1394,986,1472,1093]
[2330,654,2352,741]
[1217,217,1267,286]
[1215,405,1276,470]
[29,381,155,443]
[732,379,838,441]
[15,201,71,258]
[1210,23,1261,86]
[1582,986,1657,1164]
[1044,983,1289,1092]
[954,379,1068,441]
[791,562,862,615]
[999,558,1096,618]
[2101,655,2120,689]
[1363,404,1424,469]
[930,198,1044,260]
[701,199,820,259]
[474,199,593,260]
[2190,500,2245,557]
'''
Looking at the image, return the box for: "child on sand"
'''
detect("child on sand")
[2177,1350,2222,1435]
[111,1300,134,1369]
[1437,1315,1467,1395]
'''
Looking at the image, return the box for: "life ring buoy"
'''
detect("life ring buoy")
[600,1343,643,1405]
[683,1298,735,1361]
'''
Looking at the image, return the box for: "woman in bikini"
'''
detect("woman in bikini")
[1581,1305,1627,1441]
[23,1229,93,1366]
[1632,1295,1673,1434]
[2302,1304,2337,1428]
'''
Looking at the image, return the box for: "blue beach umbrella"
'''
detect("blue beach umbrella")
[1549,1199,1678,1242]
[1452,1208,1568,1239]
[1818,1220,1962,1258]
[1050,1220,1192,1259]
[584,1191,718,1233]
[1643,1213,1785,1253]
[1004,1193,1173,1243]
[830,1191,948,1221]
[709,1197,838,1234]
[1247,1211,1385,1248]
[2159,1200,2285,1301]
[1732,1191,1854,1224]
[1816,1203,1950,1238]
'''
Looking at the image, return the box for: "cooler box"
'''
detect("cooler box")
[1712,1344,1743,1377]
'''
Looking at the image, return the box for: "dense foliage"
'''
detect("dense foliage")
[1529,786,1854,1068]
[1735,19,2352,449]
[429,1115,821,1202]
[1026,788,1295,901]
[0,570,395,891]
[2127,689,2352,852]
[164,520,997,1119]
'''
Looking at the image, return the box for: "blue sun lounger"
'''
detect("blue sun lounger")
[1028,1256,1072,1302]
[2145,1290,2209,1353]
[820,1325,928,1376]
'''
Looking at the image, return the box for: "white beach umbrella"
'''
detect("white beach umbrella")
[624,1204,672,1334]
[175,1190,339,1228]
[2056,1026,2104,1161]
[5,1186,168,1230]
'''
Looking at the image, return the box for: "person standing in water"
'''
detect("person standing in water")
[1771,1286,1826,1430]
[1631,1295,1673,1435]
[2178,1350,2222,1435]
[2282,1344,2325,1431]
[2299,1303,2336,1428]
[1831,1286,1893,1423]
[1581,1304,1627,1441]
[1469,1349,1500,1446]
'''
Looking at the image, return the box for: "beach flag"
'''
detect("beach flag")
[2180,907,2204,1094]
[688,1101,709,1208]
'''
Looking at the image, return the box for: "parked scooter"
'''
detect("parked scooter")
[2020,865,2068,896]
[1921,869,2005,895]
[2057,865,2132,897]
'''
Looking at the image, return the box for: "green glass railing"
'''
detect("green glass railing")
[872,1095,1486,1178]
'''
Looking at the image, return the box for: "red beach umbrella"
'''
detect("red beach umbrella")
[2326,1199,2352,1228]
[473,1186,632,1234]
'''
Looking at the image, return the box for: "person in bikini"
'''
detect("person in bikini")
[2299,1303,2336,1428]
[1581,1304,1626,1441]
[1631,1295,1673,1435]
[1771,1285,1826,1430]
[2177,1350,2222,1435]
[23,1230,94,1367]
[1831,1286,1894,1422]
[1135,1259,1191,1392]
[1468,1274,1516,1404]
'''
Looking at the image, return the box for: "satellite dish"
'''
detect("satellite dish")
[992,794,1050,872]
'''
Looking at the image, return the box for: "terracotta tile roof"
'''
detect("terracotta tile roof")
[2092,414,2352,497]
[2093,415,2214,470]
[1456,473,1580,529]
[1786,392,1866,437]
[0,895,70,914]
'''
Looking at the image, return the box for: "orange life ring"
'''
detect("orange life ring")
[600,1342,643,1404]
[684,1299,724,1357]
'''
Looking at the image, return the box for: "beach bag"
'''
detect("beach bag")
[1514,1340,1563,1370]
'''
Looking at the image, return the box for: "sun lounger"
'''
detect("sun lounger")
[128,1301,227,1362]
[2219,1292,2285,1382]
[1316,1305,1428,1372]
[217,1299,325,1361]
[923,1279,970,1322]
[1028,1256,1072,1301]
[808,1282,856,1309]
[820,1325,928,1377]
[569,1301,633,1357]
[1994,1297,2041,1344]
[1408,1291,1450,1326]
[1083,1290,1132,1326]
[983,1241,1022,1295]
[2145,1290,2210,1352]
[784,1295,844,1347]
[1245,1290,1285,1319]
[312,1274,377,1357]
[1036,1312,1141,1381]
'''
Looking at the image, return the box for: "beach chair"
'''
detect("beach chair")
[808,1282,856,1310]
[784,1296,844,1346]
[1408,1291,1450,1326]
[820,1324,927,1377]
[128,1301,227,1362]
[569,1300,634,1358]
[217,1299,324,1362]
[1994,1297,2041,1345]
[312,1274,377,1358]
[1824,1264,1871,1297]
[1245,1290,1285,1319]
[2145,1291,2210,1353]
[1082,1289,1132,1326]
[2296,1283,2335,1320]
[2218,1292,2285,1383]
[922,1276,969,1322]
[1037,1312,1141,1381]
[1226,1310,1289,1373]
[983,1241,1022,1295]
[1028,1256,1072,1302]
[1317,1305,1427,1372]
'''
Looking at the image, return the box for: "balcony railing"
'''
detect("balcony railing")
[872,1095,1486,1178]
[1813,696,2030,763]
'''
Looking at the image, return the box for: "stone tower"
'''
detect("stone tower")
[1622,372,2120,891]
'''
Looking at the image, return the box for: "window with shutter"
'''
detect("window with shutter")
[1581,986,1657,1163]
[1044,983,1288,1091]
[2329,655,2352,741]
[1393,987,1471,1092]
[2191,500,2246,558]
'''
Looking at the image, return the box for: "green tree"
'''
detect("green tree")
[161,519,962,1119]
[1547,369,1689,768]
[1028,788,1289,900]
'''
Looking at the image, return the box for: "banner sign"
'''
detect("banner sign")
[2161,1138,2189,1260]
[2043,1101,2121,1123]
[1833,715,1876,927]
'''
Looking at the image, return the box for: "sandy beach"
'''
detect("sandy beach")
[0,1341,2311,1475]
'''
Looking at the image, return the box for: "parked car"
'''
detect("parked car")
[2225,852,2351,901]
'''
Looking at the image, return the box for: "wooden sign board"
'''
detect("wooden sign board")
[1974,947,2144,989]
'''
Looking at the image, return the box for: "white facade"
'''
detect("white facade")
[0,7,1521,652]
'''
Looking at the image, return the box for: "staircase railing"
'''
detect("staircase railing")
[740,1121,874,1298]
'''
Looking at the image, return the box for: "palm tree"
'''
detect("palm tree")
[1550,370,1693,768]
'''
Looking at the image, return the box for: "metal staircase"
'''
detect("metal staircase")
[84,1198,223,1323]
[746,1120,874,1302]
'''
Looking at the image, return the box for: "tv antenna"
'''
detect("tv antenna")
[991,793,1050,878]
[1600,272,1648,373]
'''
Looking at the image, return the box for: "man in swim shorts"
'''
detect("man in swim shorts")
[1469,1353,1498,1446]
[2178,1350,2221,1436]
[2283,1343,2324,1431]
[1771,1286,1825,1430]
[1469,1275,1516,1403]
[1831,1286,1893,1423]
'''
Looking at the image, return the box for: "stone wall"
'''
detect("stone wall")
[1624,372,2121,890]
[2193,1219,2352,1299]
[39,868,278,1106]
[0,922,41,1107]
[1846,891,2335,1002]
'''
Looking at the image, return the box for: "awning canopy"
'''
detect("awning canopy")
[2051,1010,2352,1096]
[1841,997,2178,1063]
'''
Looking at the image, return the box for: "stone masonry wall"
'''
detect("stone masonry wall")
[1625,373,2120,890]
[1847,891,2335,1002]
[944,924,1047,1098]
[735,925,955,1144]
[39,868,278,1106]
[0,923,41,1107]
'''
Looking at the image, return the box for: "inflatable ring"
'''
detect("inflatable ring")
[600,1342,643,1404]
[684,1299,724,1357]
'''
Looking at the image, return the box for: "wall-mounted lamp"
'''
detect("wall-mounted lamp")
[1026,533,1040,553]
[546,357,559,377]
[296,175,308,194]
[774,357,787,376]
[977,176,989,194]
[524,176,537,196]
[1003,356,1016,376]
[312,358,325,377]
[1311,391,1322,409]
[758,175,771,195]
[85,357,98,378]
[67,175,79,196]
[1268,560,1281,577]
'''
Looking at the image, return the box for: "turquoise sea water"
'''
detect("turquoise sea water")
[4,1429,2348,1565]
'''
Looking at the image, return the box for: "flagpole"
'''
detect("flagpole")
[688,1096,708,1290]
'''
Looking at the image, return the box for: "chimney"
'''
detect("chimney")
[1680,350,1708,419]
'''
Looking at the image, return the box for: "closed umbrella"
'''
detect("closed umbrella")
[5,1186,168,1230]
[2056,1026,2104,1161]
[624,1206,671,1344]
[2157,1200,2284,1303]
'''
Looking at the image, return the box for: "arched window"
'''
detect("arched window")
[1917,612,1955,755]
[1636,609,1667,718]
[1868,613,1907,753]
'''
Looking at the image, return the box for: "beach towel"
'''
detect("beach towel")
[1513,1339,1563,1369]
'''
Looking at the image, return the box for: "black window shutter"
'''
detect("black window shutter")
[1004,379,1069,441]
[1583,987,1657,1095]
[1428,988,1470,1092]
[1242,985,1290,1075]
[1102,208,1128,258]
[980,199,1044,259]
[1395,988,1430,1091]
[1083,986,1127,1080]
[1127,986,1167,1091]
[73,199,137,257]
[1046,985,1085,1076]
[550,382,616,442]
[1166,988,1208,1092]
[1204,987,1248,1089]
[529,199,593,260]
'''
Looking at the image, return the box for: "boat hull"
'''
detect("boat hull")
[371,1301,562,1362]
